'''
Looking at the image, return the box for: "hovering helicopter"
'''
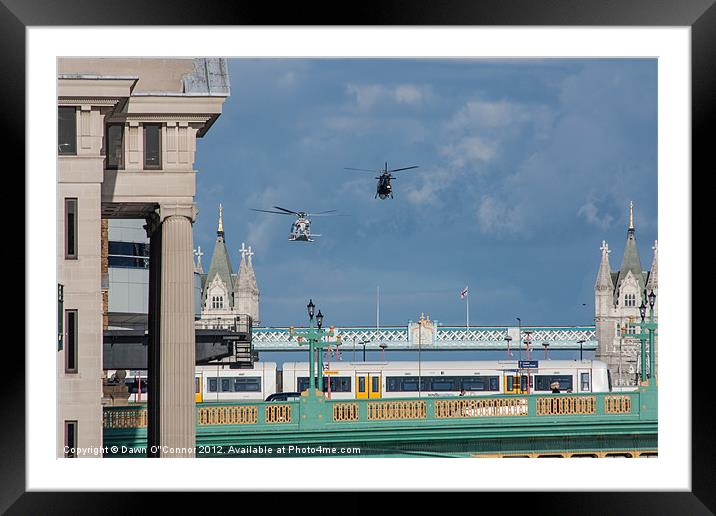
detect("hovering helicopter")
[249,206,337,242]
[344,162,419,199]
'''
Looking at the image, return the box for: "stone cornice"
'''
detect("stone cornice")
[107,114,212,124]
[58,97,123,107]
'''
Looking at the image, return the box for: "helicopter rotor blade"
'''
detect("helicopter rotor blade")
[387,165,419,173]
[344,167,379,173]
[307,210,339,216]
[250,208,294,215]
[273,206,300,215]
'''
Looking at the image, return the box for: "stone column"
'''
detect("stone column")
[146,204,197,457]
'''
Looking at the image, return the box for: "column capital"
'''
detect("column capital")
[158,203,198,224]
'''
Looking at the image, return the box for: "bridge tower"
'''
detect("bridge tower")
[594,202,658,387]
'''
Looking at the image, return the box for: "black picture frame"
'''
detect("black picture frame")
[4,0,708,512]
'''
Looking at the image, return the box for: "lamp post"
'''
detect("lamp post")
[379,343,387,361]
[523,330,533,361]
[543,342,549,360]
[577,339,585,361]
[516,318,522,362]
[621,290,657,386]
[360,340,370,362]
[289,299,333,396]
[505,335,512,358]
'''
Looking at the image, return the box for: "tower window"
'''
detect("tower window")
[65,310,78,373]
[65,198,77,259]
[106,123,124,169]
[58,106,77,155]
[625,293,636,307]
[144,124,162,169]
[64,420,78,458]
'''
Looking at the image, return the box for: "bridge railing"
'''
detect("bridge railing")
[103,390,644,435]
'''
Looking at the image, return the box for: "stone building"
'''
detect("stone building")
[594,202,658,387]
[197,204,260,328]
[57,58,229,457]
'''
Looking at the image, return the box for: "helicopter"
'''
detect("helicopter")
[249,206,337,242]
[344,162,419,199]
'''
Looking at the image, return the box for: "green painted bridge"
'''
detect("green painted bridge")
[103,382,657,458]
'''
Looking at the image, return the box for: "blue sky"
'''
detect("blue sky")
[193,58,657,328]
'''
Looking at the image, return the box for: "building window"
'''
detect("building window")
[106,123,124,169]
[108,241,149,268]
[144,124,162,169]
[65,310,78,373]
[65,198,78,259]
[58,106,77,155]
[64,420,77,457]
[624,293,637,307]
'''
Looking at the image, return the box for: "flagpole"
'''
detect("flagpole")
[466,287,469,329]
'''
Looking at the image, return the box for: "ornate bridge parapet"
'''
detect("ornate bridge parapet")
[251,325,597,351]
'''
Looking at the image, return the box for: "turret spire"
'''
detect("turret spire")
[629,200,634,232]
[218,203,224,234]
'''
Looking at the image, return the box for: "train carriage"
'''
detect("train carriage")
[281,359,611,399]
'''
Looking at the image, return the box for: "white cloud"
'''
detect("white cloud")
[441,136,497,169]
[278,71,296,87]
[476,195,524,235]
[577,201,615,231]
[346,83,385,110]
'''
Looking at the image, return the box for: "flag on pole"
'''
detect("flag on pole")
[460,286,469,299]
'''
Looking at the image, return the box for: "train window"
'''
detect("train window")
[358,377,366,392]
[234,378,261,392]
[220,378,231,392]
[195,377,200,393]
[208,378,218,392]
[535,375,573,391]
[372,376,380,392]
[461,376,500,391]
[325,376,351,392]
[581,373,590,391]
[430,378,456,391]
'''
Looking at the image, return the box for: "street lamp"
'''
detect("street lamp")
[516,318,522,362]
[505,335,512,358]
[291,299,332,395]
[543,342,549,359]
[577,339,585,361]
[379,343,387,361]
[359,340,370,362]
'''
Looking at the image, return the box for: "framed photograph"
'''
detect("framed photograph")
[8,0,708,512]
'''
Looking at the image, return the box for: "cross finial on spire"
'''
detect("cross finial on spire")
[629,200,634,230]
[600,240,610,254]
[218,203,224,233]
[239,242,247,261]
[247,245,254,263]
[652,240,658,253]
[194,245,203,263]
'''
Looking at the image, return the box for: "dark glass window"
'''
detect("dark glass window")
[430,378,455,391]
[372,376,380,392]
[58,107,76,155]
[65,310,77,373]
[358,376,366,393]
[106,124,124,169]
[65,421,77,458]
[220,378,231,392]
[386,376,427,392]
[208,378,218,392]
[534,375,573,392]
[108,241,149,269]
[65,198,77,259]
[581,372,590,391]
[327,377,351,392]
[461,376,500,392]
[234,377,261,392]
[144,124,162,169]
